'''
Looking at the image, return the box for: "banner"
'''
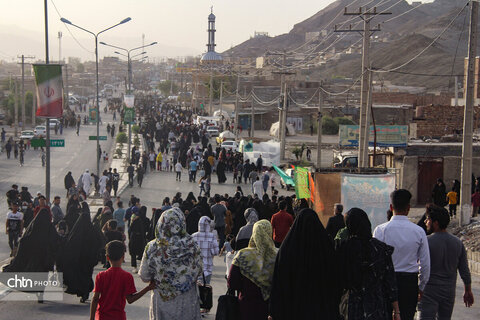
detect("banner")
[339,125,408,147]
[313,173,341,227]
[341,174,396,230]
[33,64,63,118]
[294,166,310,199]
[89,107,97,122]
[124,95,135,108]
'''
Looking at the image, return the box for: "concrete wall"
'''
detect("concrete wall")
[401,156,419,204]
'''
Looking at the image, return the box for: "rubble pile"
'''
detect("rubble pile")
[452,220,480,252]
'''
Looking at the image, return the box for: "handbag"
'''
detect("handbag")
[198,273,213,310]
[215,289,239,320]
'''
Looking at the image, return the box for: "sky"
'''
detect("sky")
[0,0,430,62]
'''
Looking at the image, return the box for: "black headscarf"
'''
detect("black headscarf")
[3,208,59,273]
[60,202,104,297]
[342,208,373,290]
[269,208,338,320]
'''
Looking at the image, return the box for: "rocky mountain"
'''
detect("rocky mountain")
[224,0,473,90]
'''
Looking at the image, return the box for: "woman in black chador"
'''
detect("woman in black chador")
[58,202,104,303]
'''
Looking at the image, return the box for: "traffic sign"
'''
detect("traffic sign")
[31,138,46,147]
[50,139,65,147]
[89,136,107,141]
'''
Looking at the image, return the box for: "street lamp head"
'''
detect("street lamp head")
[150,42,158,45]
[140,51,147,55]
[114,51,122,55]
[120,17,132,24]
[99,41,107,45]
[60,17,72,25]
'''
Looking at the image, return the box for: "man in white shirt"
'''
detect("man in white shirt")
[175,162,183,182]
[373,189,431,320]
[252,177,263,197]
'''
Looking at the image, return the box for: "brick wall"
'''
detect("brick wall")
[373,92,452,106]
[414,105,480,138]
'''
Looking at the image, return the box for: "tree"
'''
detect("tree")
[76,63,85,73]
[322,116,339,135]
[157,80,178,96]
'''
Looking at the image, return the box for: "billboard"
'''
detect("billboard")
[339,125,408,147]
[341,174,396,230]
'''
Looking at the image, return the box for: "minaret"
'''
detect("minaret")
[201,6,223,65]
[207,6,216,52]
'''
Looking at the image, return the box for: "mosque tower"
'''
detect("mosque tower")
[201,7,223,65]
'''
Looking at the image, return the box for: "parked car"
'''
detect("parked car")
[20,130,35,140]
[45,119,60,129]
[34,125,47,137]
[221,140,238,151]
[207,126,220,137]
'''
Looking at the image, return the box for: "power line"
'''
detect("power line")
[50,0,94,54]
[372,3,468,73]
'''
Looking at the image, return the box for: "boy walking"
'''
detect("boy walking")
[90,240,155,320]
[446,187,458,217]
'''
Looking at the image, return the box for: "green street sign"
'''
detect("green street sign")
[50,139,65,147]
[89,136,107,141]
[124,107,135,125]
[31,138,46,148]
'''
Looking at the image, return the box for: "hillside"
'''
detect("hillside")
[223,0,472,90]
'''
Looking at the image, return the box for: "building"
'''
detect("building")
[200,8,223,65]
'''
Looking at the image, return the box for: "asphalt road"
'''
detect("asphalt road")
[0,108,117,263]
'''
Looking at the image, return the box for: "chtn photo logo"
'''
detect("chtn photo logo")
[7,275,34,289]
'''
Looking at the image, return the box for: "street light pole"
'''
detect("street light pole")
[101,41,157,161]
[60,17,131,181]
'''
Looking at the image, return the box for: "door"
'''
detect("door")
[417,158,443,204]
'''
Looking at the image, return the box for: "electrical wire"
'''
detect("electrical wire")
[381,1,427,24]
[372,2,468,73]
[50,0,94,54]
[448,3,468,90]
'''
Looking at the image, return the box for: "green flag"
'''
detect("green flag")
[273,165,295,187]
[294,166,310,199]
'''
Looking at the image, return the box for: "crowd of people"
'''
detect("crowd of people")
[1,99,476,320]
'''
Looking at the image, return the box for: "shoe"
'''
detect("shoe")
[132,268,138,273]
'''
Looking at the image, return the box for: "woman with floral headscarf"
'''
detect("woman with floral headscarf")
[139,207,203,320]
[228,220,277,320]
[235,208,259,250]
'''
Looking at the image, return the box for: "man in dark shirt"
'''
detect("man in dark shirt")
[127,164,135,187]
[112,168,120,196]
[418,206,474,319]
[325,203,345,239]
[211,195,227,249]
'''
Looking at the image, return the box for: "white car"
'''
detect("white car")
[20,130,35,140]
[46,119,60,129]
[34,125,47,137]
[207,126,219,137]
[221,140,238,151]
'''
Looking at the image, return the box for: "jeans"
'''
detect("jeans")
[190,170,197,182]
[215,226,226,250]
[8,231,19,251]
[128,174,134,186]
[176,172,181,181]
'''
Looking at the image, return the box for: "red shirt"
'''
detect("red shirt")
[270,210,294,243]
[93,267,137,320]
[472,192,480,207]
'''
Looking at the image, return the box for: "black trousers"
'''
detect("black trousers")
[388,272,419,320]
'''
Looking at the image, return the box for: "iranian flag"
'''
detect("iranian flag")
[33,64,63,118]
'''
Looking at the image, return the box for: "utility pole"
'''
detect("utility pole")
[17,55,35,130]
[14,79,18,137]
[455,76,459,106]
[65,64,69,110]
[234,74,240,139]
[219,80,223,117]
[209,70,213,115]
[58,31,62,63]
[335,7,391,168]
[317,86,323,168]
[32,86,36,126]
[280,82,288,160]
[251,88,255,137]
[460,0,478,226]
